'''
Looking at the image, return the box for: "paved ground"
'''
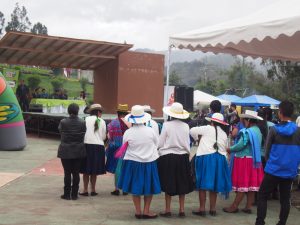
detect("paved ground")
[0,134,299,225]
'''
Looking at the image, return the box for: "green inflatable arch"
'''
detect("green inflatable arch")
[0,72,27,150]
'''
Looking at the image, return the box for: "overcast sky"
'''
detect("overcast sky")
[1,0,278,50]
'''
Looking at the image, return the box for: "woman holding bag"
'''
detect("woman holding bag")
[118,105,161,219]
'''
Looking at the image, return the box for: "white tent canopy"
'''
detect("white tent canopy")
[169,0,300,61]
[194,90,230,109]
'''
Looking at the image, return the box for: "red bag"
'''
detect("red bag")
[114,142,128,158]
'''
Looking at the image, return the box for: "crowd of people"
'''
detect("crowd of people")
[57,100,300,224]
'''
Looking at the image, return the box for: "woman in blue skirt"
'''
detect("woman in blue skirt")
[190,113,231,216]
[118,105,161,219]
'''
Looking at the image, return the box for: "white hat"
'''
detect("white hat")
[240,110,263,120]
[143,105,155,113]
[205,113,229,125]
[87,103,103,113]
[163,102,190,119]
[125,105,151,124]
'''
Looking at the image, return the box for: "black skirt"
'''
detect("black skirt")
[158,153,193,196]
[80,144,106,175]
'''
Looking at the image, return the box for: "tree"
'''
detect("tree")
[0,11,5,36]
[166,70,183,86]
[5,3,31,32]
[79,78,89,92]
[31,22,48,35]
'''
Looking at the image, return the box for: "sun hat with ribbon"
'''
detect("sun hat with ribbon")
[125,105,151,124]
[240,110,263,120]
[163,102,190,119]
[87,103,103,113]
[205,113,229,126]
[143,105,156,113]
[116,104,130,113]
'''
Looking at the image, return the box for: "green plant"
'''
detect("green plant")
[79,77,89,92]
[50,77,66,92]
[27,75,41,91]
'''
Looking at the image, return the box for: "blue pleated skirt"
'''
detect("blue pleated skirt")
[195,153,232,195]
[118,160,161,196]
[105,144,119,173]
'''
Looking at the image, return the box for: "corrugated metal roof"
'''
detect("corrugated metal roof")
[0,32,133,70]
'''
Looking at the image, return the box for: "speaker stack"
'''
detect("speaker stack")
[174,86,194,112]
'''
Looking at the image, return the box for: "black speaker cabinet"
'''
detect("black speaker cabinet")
[174,86,194,112]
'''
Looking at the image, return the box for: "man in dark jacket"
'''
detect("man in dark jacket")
[16,79,29,112]
[58,103,86,200]
[256,100,300,225]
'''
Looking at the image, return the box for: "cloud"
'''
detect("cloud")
[1,0,278,50]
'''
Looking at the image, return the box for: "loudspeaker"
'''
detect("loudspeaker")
[185,87,194,112]
[174,86,194,112]
[174,86,185,106]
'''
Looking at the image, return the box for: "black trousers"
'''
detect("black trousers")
[19,98,29,112]
[61,158,82,197]
[256,173,293,225]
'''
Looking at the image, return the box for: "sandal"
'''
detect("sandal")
[159,212,172,218]
[78,192,89,196]
[209,210,216,216]
[192,210,206,217]
[178,212,186,218]
[223,207,239,213]
[242,208,252,214]
[142,214,158,219]
[135,214,142,219]
[91,192,98,196]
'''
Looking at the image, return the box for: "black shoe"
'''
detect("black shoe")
[60,194,71,200]
[91,192,98,196]
[159,212,172,218]
[142,214,158,219]
[192,211,206,217]
[135,214,142,219]
[178,212,186,218]
[71,196,78,200]
[79,192,89,196]
[209,210,216,216]
[111,190,120,196]
[122,192,128,196]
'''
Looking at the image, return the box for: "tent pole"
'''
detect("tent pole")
[164,44,173,107]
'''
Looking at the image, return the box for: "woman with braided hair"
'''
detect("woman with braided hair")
[190,113,231,217]
[79,104,107,196]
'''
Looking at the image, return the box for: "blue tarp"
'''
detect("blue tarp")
[232,95,280,109]
[217,94,241,102]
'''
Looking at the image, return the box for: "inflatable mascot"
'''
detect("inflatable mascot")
[0,72,27,150]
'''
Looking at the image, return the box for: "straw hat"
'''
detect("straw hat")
[143,105,156,113]
[125,105,151,124]
[240,110,263,120]
[163,102,190,119]
[116,104,130,113]
[205,113,229,125]
[87,103,103,113]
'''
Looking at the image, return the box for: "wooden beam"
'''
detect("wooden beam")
[87,44,112,55]
[27,39,57,64]
[0,46,116,60]
[6,36,33,61]
[81,57,100,68]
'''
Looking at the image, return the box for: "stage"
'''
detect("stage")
[23,112,164,136]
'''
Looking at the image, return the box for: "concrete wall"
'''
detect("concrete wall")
[93,51,164,116]
[93,59,119,113]
[118,51,164,117]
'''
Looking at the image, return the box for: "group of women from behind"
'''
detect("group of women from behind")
[57,101,265,220]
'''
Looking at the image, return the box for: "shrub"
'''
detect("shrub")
[79,77,89,92]
[51,77,66,92]
[27,75,41,91]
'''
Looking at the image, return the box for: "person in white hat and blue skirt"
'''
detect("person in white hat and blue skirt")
[190,112,232,217]
[117,105,161,219]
